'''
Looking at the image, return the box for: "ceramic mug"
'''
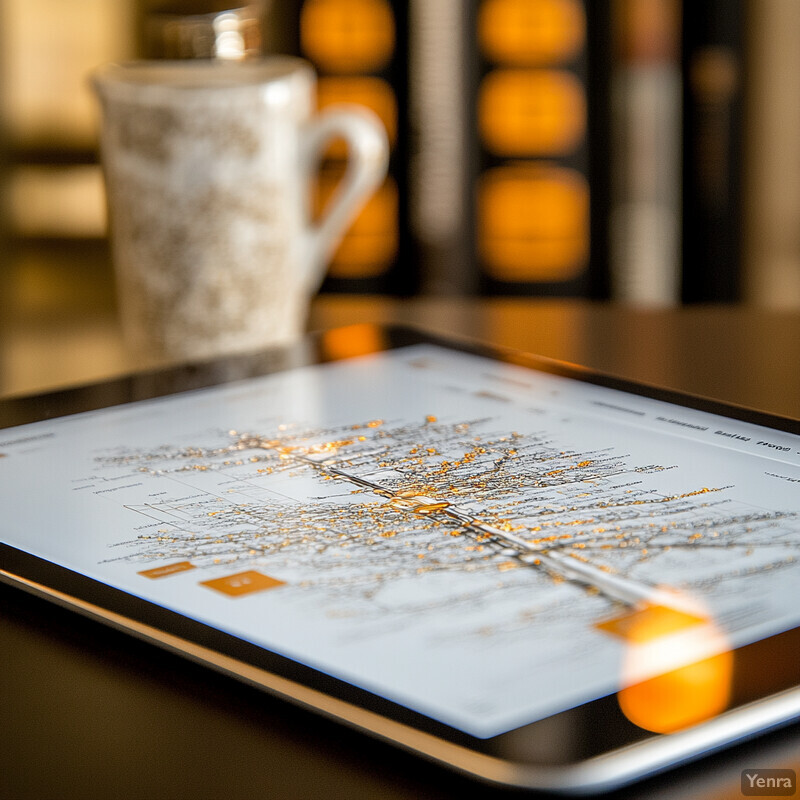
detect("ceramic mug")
[93,57,388,364]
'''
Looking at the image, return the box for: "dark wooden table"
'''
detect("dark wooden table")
[2,252,799,799]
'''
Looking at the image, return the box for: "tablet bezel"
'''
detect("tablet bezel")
[2,324,799,794]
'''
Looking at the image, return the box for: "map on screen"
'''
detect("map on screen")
[2,344,798,737]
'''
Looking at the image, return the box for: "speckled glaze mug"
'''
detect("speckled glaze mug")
[93,57,388,365]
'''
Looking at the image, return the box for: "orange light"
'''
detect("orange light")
[317,76,397,157]
[319,324,387,361]
[315,173,398,277]
[300,0,395,74]
[598,600,733,734]
[479,68,586,155]
[478,0,586,65]
[618,652,733,733]
[478,164,588,282]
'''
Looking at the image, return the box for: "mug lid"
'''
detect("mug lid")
[143,1,264,61]
[92,56,311,95]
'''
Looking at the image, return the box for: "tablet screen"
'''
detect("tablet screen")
[1,340,799,744]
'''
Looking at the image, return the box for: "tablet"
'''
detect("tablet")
[1,325,799,794]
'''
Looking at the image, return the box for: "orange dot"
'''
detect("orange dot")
[301,0,395,73]
[479,0,586,65]
[479,68,586,155]
[478,164,588,282]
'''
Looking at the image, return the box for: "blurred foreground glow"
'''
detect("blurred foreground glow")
[597,598,733,734]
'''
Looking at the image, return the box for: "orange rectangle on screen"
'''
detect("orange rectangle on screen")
[138,561,196,579]
[595,604,706,643]
[200,570,286,597]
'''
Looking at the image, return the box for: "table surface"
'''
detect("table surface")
[2,250,800,418]
[2,249,799,799]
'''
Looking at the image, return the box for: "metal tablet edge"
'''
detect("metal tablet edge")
[3,567,800,794]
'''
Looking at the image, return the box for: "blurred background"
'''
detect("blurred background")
[1,0,799,392]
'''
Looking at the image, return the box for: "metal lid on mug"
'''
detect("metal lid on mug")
[143,1,265,61]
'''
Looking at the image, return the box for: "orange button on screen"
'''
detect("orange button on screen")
[479,0,586,65]
[200,570,286,597]
[595,604,707,642]
[138,561,195,579]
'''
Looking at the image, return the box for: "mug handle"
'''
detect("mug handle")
[300,105,389,289]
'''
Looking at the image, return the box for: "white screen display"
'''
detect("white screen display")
[2,345,799,737]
